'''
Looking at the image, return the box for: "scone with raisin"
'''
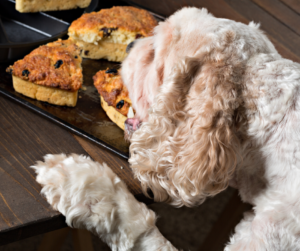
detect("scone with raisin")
[16,0,91,13]
[6,39,82,107]
[93,69,134,130]
[68,6,158,62]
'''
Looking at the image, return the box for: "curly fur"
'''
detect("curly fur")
[32,7,300,251]
[123,7,277,207]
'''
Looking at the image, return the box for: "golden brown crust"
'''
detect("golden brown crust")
[100,96,126,130]
[12,76,78,107]
[69,6,158,39]
[93,69,131,117]
[6,39,82,91]
[16,0,91,13]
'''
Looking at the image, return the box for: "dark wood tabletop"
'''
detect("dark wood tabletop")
[0,87,144,245]
[1,0,300,249]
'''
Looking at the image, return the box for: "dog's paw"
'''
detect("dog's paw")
[31,153,72,211]
[31,154,122,219]
[31,154,159,251]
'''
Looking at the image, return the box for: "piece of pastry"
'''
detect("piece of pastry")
[93,69,134,130]
[68,6,158,62]
[6,39,83,107]
[16,0,91,13]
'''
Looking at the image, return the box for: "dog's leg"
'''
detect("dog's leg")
[31,154,178,251]
[225,209,300,251]
[224,211,261,251]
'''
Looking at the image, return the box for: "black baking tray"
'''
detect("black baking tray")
[0,59,131,158]
[0,0,164,159]
[0,0,98,63]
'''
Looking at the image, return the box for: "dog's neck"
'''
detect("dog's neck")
[234,53,300,205]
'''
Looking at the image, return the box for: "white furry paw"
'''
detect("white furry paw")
[31,154,157,251]
[31,154,123,225]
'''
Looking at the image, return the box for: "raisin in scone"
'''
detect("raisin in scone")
[16,0,91,13]
[68,6,158,62]
[6,39,82,107]
[93,69,134,130]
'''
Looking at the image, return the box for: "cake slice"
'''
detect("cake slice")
[16,0,91,13]
[93,69,134,130]
[6,39,83,107]
[68,6,158,62]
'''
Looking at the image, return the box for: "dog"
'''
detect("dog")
[31,7,300,251]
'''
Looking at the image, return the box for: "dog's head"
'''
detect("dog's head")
[121,7,276,206]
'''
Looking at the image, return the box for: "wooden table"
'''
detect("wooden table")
[0,88,151,245]
[1,0,300,250]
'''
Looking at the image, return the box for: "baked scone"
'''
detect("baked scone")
[93,69,134,130]
[6,39,82,107]
[16,0,91,13]
[68,6,158,62]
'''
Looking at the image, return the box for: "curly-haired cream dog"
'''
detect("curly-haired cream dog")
[32,7,300,251]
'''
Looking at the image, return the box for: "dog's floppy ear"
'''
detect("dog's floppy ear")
[129,49,244,207]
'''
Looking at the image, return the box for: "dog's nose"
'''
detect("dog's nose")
[126,41,135,53]
[124,118,141,142]
[126,118,140,131]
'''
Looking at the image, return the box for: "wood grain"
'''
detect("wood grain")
[0,94,89,242]
[252,0,300,36]
[280,0,300,15]
[0,95,87,244]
